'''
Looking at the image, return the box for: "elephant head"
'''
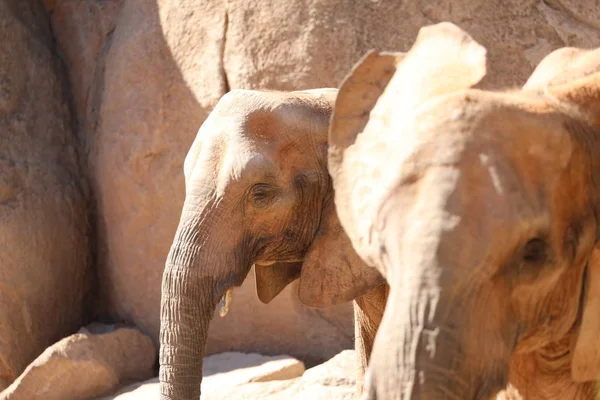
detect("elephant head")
[328,22,600,399]
[159,88,383,399]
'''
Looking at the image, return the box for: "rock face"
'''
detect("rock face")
[0,325,155,400]
[48,0,354,364]
[222,0,600,91]
[45,0,600,368]
[0,0,91,391]
[98,350,355,400]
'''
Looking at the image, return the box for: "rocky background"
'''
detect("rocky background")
[0,0,599,399]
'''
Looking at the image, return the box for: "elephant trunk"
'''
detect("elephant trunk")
[363,280,471,399]
[363,220,512,399]
[159,202,227,400]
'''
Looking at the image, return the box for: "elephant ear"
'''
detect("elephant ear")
[328,22,487,264]
[523,47,600,91]
[254,262,302,304]
[327,50,405,150]
[298,200,385,308]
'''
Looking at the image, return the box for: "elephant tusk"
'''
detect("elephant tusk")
[219,288,233,317]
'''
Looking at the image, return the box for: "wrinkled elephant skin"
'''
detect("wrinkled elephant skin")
[329,22,600,399]
[159,88,383,399]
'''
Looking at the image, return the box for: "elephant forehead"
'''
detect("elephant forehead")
[336,91,570,257]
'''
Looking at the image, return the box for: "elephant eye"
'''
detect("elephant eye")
[249,183,276,208]
[522,238,547,264]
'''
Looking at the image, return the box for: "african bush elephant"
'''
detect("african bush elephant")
[328,22,600,399]
[158,88,386,399]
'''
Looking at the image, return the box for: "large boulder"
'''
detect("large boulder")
[222,0,597,91]
[98,352,306,399]
[47,0,600,365]
[0,0,91,391]
[0,325,155,400]
[98,350,355,400]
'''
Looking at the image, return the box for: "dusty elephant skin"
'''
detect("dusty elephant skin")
[0,0,92,391]
[159,88,385,399]
[329,22,600,399]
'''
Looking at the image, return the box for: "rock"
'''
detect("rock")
[221,0,581,91]
[200,350,356,399]
[0,0,91,391]
[536,0,600,50]
[0,326,155,400]
[97,352,306,399]
[98,350,354,399]
[296,350,355,389]
[201,352,305,391]
[202,380,301,400]
[89,0,227,341]
[50,0,125,146]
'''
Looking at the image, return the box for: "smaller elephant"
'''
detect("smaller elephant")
[328,22,600,399]
[159,88,386,400]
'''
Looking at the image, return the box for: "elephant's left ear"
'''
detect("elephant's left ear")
[254,262,302,304]
[572,247,600,381]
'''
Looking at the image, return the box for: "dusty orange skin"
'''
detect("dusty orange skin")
[328,22,600,400]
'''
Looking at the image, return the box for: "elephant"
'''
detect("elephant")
[158,87,387,399]
[327,21,600,399]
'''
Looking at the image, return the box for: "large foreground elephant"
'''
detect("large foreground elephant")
[158,88,386,399]
[328,22,600,399]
